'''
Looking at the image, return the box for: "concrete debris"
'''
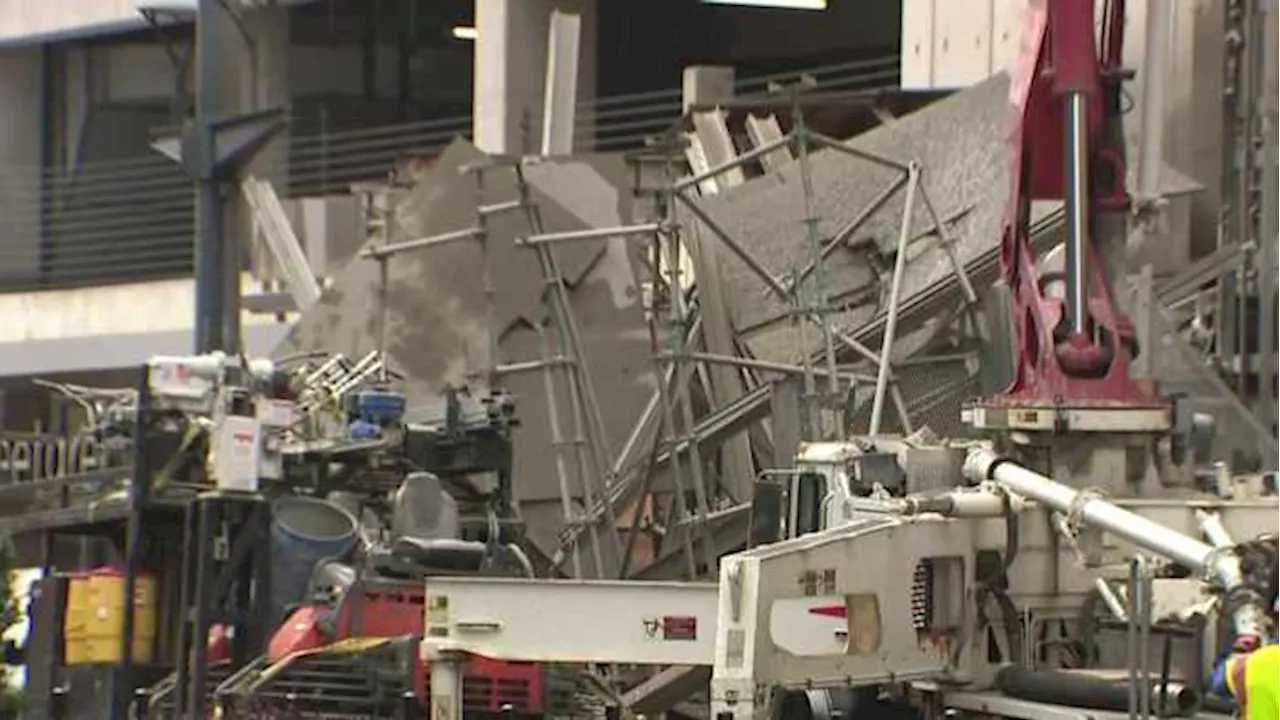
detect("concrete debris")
[690,73,1044,366]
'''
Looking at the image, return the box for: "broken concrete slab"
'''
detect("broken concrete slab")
[691,74,1052,366]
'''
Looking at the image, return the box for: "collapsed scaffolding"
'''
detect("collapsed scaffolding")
[354,80,993,581]
[284,66,1277,589]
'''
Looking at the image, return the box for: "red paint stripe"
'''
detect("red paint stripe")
[809,605,846,618]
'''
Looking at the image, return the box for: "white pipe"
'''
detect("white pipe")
[868,163,919,435]
[843,488,1024,518]
[1095,578,1129,621]
[1195,509,1235,549]
[964,447,1269,640]
[935,487,1026,517]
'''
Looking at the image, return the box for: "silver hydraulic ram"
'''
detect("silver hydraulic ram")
[964,448,1271,643]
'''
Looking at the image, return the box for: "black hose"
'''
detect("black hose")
[976,494,1023,664]
[994,665,1200,717]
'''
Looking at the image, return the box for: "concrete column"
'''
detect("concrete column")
[682,66,735,113]
[238,3,291,189]
[228,2,290,292]
[473,0,596,155]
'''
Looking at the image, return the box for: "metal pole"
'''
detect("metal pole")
[1127,558,1141,720]
[477,170,498,388]
[359,226,481,259]
[554,287,607,577]
[1259,0,1278,446]
[787,173,907,293]
[1064,91,1090,335]
[113,367,150,720]
[672,133,794,192]
[519,223,661,246]
[661,201,720,574]
[1195,509,1235,548]
[172,502,196,716]
[537,324,586,578]
[806,131,912,173]
[869,163,919,435]
[665,351,874,383]
[190,497,215,719]
[650,230,699,579]
[793,99,841,438]
[194,0,231,354]
[375,256,390,382]
[830,326,914,433]
[916,183,979,306]
[1139,557,1152,720]
[553,314,703,569]
[1218,0,1246,377]
[512,166,622,571]
[672,192,791,298]
[1096,578,1129,620]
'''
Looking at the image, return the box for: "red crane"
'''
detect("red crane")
[993,0,1161,407]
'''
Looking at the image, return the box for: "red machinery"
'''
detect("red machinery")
[235,577,552,716]
[208,471,568,718]
[993,0,1159,406]
[980,0,1272,655]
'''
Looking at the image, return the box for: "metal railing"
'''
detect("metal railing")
[0,54,900,293]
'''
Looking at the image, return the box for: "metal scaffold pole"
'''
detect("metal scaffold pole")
[461,159,625,577]
[1260,0,1278,442]
[787,79,842,440]
[151,0,284,355]
[659,155,720,576]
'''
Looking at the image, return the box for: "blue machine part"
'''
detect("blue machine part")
[349,419,381,440]
[354,388,407,426]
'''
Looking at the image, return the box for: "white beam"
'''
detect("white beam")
[423,577,719,665]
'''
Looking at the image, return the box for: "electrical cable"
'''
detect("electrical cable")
[976,491,1024,665]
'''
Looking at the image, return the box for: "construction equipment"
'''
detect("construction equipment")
[419,2,1278,719]
[133,353,554,719]
[11,348,557,720]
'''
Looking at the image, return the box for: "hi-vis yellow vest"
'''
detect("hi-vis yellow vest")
[1226,644,1280,720]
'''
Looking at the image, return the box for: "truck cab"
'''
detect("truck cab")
[762,437,970,541]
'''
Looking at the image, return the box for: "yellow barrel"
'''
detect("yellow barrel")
[63,567,157,665]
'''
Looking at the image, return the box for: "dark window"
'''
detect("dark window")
[792,472,827,536]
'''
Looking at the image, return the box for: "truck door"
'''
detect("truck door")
[788,471,828,538]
